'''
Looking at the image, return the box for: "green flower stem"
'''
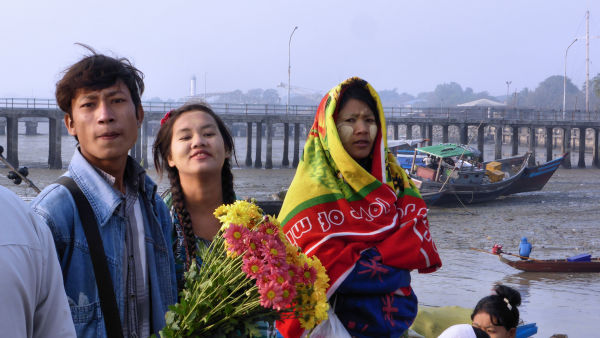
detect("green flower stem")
[180,251,249,326]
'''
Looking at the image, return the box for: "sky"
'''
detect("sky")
[1,0,600,101]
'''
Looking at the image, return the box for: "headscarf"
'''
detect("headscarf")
[277,77,441,337]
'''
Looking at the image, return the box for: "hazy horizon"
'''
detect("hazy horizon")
[1,1,599,100]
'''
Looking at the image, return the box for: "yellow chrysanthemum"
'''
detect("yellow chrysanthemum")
[314,300,329,322]
[214,200,263,229]
[298,313,316,330]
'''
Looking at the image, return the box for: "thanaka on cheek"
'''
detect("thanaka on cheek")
[337,124,353,141]
[369,124,377,141]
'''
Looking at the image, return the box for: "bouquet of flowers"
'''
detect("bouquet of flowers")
[158,200,330,337]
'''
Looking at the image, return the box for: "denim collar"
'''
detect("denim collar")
[68,149,155,227]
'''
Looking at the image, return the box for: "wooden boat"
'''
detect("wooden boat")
[498,254,600,273]
[501,153,567,195]
[255,200,283,216]
[409,144,530,205]
[388,138,428,169]
[420,190,444,206]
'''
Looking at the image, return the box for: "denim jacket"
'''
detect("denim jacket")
[30,150,178,337]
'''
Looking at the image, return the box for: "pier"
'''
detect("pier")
[1,98,600,169]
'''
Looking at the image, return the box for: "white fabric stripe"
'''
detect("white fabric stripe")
[326,262,358,299]
[304,213,398,256]
[380,141,386,182]
[401,217,417,229]
[412,220,423,240]
[420,248,431,266]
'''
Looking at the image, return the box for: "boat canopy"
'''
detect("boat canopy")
[416,143,475,158]
[387,138,426,150]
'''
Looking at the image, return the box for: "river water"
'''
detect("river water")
[2,128,599,337]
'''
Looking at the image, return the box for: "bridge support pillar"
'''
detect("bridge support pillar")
[48,117,62,169]
[0,119,5,135]
[281,123,289,167]
[393,124,399,140]
[578,127,586,168]
[545,127,553,162]
[592,128,600,168]
[265,121,273,169]
[494,125,502,160]
[254,121,263,168]
[593,128,600,168]
[442,125,448,143]
[418,124,425,140]
[561,127,572,169]
[131,125,142,165]
[6,117,18,167]
[61,122,69,135]
[477,125,484,162]
[406,124,413,139]
[460,124,468,145]
[511,126,519,156]
[141,119,149,168]
[426,124,433,145]
[528,126,536,166]
[292,123,300,168]
[245,122,253,167]
[25,121,38,135]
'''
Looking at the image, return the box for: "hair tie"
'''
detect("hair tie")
[160,110,173,126]
[503,297,512,310]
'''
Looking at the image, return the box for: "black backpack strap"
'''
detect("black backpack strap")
[56,176,124,338]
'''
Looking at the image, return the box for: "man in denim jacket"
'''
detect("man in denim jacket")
[31,48,177,337]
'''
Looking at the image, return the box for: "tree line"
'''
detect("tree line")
[152,74,600,110]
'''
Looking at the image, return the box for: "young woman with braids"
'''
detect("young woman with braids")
[153,102,236,291]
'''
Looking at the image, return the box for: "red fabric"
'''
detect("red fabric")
[279,185,441,337]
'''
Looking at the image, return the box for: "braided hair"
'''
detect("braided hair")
[153,102,236,260]
[471,284,522,332]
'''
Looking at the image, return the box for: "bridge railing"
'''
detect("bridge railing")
[0,98,58,109]
[383,107,600,122]
[2,98,600,122]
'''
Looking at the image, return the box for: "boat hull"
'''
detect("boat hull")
[501,154,566,195]
[413,154,530,205]
[499,255,600,272]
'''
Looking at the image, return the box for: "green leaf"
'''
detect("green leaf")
[165,311,175,326]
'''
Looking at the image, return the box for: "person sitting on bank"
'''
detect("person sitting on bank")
[518,237,532,260]
[31,46,177,337]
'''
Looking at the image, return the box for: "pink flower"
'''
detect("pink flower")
[258,222,280,237]
[258,280,284,310]
[289,264,305,285]
[242,255,263,279]
[268,266,291,285]
[279,281,297,308]
[223,224,250,256]
[300,263,317,285]
[246,231,266,258]
[261,238,286,265]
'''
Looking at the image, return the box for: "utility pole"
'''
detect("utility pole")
[564,38,578,115]
[287,26,298,115]
[586,10,590,113]
[505,81,512,106]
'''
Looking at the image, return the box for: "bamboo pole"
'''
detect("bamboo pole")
[0,146,41,193]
